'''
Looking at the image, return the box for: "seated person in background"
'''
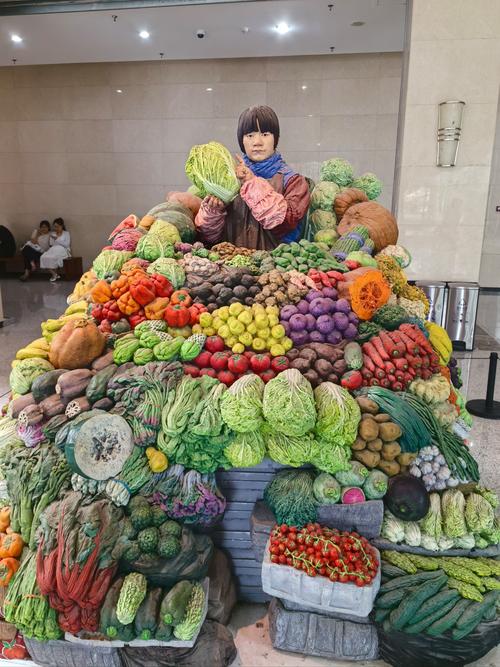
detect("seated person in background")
[20,220,51,281]
[40,218,71,282]
[0,225,16,259]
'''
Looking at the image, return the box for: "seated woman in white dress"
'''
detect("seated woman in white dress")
[40,218,71,282]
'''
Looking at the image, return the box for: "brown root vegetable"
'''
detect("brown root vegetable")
[303,369,320,386]
[381,441,401,461]
[307,343,338,358]
[290,358,311,373]
[397,452,417,467]
[92,397,114,411]
[9,393,35,419]
[327,374,339,384]
[299,347,318,363]
[359,418,379,442]
[374,413,391,423]
[286,348,300,361]
[314,359,334,378]
[355,396,379,414]
[332,359,347,375]
[379,422,402,442]
[91,351,115,372]
[39,394,65,418]
[351,437,367,451]
[377,459,401,476]
[367,438,383,452]
[353,449,380,468]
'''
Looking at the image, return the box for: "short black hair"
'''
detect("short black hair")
[39,220,50,230]
[237,106,280,152]
[53,217,66,230]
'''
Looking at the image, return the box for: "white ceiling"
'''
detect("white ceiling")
[0,0,406,66]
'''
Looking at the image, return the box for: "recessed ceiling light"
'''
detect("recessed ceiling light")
[301,84,308,91]
[206,87,213,92]
[275,22,290,35]
[116,89,123,94]
[11,34,22,43]
[139,30,150,39]
[351,21,365,27]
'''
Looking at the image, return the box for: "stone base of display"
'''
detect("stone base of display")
[119,620,237,667]
[207,549,238,625]
[23,638,122,667]
[268,598,379,661]
[281,598,371,624]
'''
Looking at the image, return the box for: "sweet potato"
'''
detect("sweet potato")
[374,413,391,423]
[299,347,318,363]
[367,438,383,452]
[355,396,379,414]
[353,449,380,468]
[381,441,401,461]
[314,358,334,378]
[378,422,402,442]
[332,359,347,375]
[377,459,401,476]
[303,369,320,386]
[290,358,311,373]
[351,436,367,451]
[359,418,379,442]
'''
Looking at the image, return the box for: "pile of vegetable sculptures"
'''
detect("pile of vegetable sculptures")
[1,154,499,666]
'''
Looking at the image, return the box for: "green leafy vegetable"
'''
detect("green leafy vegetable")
[185,141,240,204]
[263,369,316,437]
[265,427,317,468]
[224,430,266,468]
[220,374,265,433]
[264,470,318,527]
[314,382,360,447]
[319,158,354,187]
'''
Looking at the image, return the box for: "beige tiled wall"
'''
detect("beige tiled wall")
[394,0,500,283]
[0,53,402,268]
[479,92,500,288]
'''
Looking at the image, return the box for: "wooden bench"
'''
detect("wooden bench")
[0,254,83,281]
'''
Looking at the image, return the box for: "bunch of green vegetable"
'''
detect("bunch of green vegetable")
[185,141,240,204]
[270,239,344,273]
[264,469,318,527]
[263,369,316,437]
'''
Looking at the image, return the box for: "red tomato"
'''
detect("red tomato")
[250,353,271,373]
[271,355,290,372]
[260,368,277,383]
[193,350,212,368]
[204,335,226,353]
[243,350,255,360]
[217,370,236,386]
[210,351,230,371]
[199,368,217,378]
[228,354,249,374]
[183,364,200,378]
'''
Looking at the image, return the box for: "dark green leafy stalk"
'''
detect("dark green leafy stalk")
[264,470,318,528]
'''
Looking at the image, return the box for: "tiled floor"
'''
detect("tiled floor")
[1,278,499,666]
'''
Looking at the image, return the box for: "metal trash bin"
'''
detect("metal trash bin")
[444,282,479,351]
[415,281,448,326]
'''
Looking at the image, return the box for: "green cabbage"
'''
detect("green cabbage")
[319,158,354,187]
[313,383,360,447]
[404,521,421,547]
[311,441,350,475]
[263,369,316,437]
[381,511,405,543]
[351,172,383,200]
[265,428,316,468]
[309,209,337,234]
[135,233,174,262]
[453,533,475,550]
[335,461,368,487]
[220,375,264,433]
[310,181,340,212]
[363,469,388,499]
[420,534,439,551]
[314,228,338,247]
[420,492,442,541]
[185,141,240,204]
[224,430,265,468]
[313,473,340,504]
[92,249,134,279]
[10,358,54,395]
[442,489,467,538]
[148,220,181,246]
[147,258,185,289]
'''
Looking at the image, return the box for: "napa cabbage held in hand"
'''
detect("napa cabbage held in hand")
[185,141,240,204]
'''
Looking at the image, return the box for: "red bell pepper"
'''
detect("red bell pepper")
[170,289,192,307]
[164,304,190,328]
[129,277,156,306]
[149,273,173,298]
[91,303,105,322]
[189,303,207,325]
[128,310,146,328]
[101,300,121,322]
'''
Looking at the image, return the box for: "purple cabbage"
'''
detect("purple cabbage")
[316,314,335,335]
[296,300,310,315]
[305,289,324,303]
[333,312,349,332]
[280,304,298,321]
[343,323,358,340]
[335,298,351,314]
[289,313,308,331]
[326,329,342,345]
[304,313,317,332]
[289,330,309,346]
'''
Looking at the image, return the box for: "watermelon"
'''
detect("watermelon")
[65,413,133,480]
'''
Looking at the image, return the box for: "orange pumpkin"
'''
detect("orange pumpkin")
[0,507,10,533]
[167,191,201,216]
[337,201,398,252]
[349,270,391,320]
[139,214,155,230]
[334,187,368,221]
[0,533,23,559]
[49,318,105,370]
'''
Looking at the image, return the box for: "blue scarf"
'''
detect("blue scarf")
[243,152,301,243]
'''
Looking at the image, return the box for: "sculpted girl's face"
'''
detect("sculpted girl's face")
[243,130,275,162]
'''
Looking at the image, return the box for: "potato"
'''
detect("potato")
[351,436,367,451]
[359,417,379,442]
[379,422,402,442]
[367,438,383,452]
[374,413,391,423]
[355,396,379,414]
[381,441,401,461]
[377,459,401,476]
[397,452,416,467]
[353,449,380,468]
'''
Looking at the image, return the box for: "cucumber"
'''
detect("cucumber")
[376,588,408,609]
[426,599,472,636]
[410,589,460,625]
[381,563,407,579]
[453,589,500,638]
[374,607,391,623]
[404,595,460,634]
[389,575,447,630]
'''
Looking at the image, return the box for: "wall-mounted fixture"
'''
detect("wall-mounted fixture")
[437,100,465,167]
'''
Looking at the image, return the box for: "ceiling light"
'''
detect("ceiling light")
[11,34,22,43]
[206,87,213,92]
[301,85,307,90]
[351,21,365,27]
[116,89,123,94]
[139,30,150,39]
[275,22,290,35]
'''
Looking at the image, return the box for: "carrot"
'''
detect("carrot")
[380,377,391,388]
[387,331,406,357]
[392,381,404,391]
[362,341,385,369]
[371,336,391,361]
[421,355,430,369]
[369,378,380,386]
[379,330,399,357]
[361,368,373,380]
[362,353,376,373]
[403,371,413,384]
[387,374,396,384]
[395,371,405,382]
[384,360,396,374]
[407,367,416,378]
[399,324,434,354]
[407,354,422,368]
[396,330,420,355]
[393,357,408,371]
[421,368,433,380]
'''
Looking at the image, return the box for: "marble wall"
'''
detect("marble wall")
[479,92,500,288]
[0,52,401,268]
[394,0,500,284]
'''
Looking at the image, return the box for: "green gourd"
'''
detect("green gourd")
[86,364,118,404]
[389,575,447,630]
[116,573,148,626]
[160,581,194,626]
[173,583,205,641]
[134,587,163,640]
